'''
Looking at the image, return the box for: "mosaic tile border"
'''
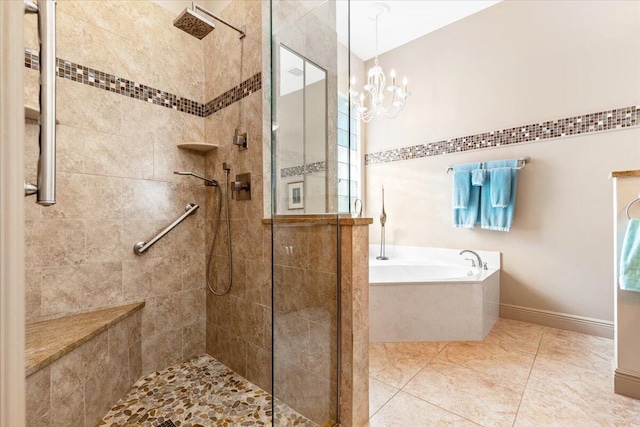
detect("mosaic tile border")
[280,161,327,178]
[365,105,639,166]
[24,48,261,118]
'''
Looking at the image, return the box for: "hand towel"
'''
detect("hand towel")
[620,218,640,291]
[490,167,512,207]
[453,170,471,209]
[452,163,481,228]
[471,169,486,186]
[480,159,519,231]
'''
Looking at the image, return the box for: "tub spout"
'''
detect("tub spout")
[460,250,483,270]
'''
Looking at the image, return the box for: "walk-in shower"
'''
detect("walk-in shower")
[174,167,233,296]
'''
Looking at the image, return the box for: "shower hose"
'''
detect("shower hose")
[206,168,233,296]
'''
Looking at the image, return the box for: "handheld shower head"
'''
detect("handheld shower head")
[173,7,216,39]
[174,171,218,187]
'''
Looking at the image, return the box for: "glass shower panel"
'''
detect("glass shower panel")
[270,0,348,425]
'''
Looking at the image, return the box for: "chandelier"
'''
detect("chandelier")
[349,3,410,122]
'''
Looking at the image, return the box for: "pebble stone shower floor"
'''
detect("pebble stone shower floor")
[100,355,317,427]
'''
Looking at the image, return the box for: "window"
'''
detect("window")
[337,94,361,213]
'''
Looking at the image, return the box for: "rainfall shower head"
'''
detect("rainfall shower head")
[174,171,218,186]
[173,7,216,40]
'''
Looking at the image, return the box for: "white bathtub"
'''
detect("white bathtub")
[369,245,501,342]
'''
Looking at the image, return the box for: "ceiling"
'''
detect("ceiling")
[337,0,502,61]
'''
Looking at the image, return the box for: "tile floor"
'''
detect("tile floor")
[368,318,640,427]
[100,354,316,427]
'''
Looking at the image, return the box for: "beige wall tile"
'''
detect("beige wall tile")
[41,262,123,316]
[25,268,42,322]
[55,125,86,174]
[84,349,131,426]
[86,220,126,263]
[42,172,122,219]
[109,311,142,358]
[129,339,143,383]
[84,130,154,180]
[50,330,109,405]
[25,365,51,426]
[246,342,272,392]
[121,179,181,220]
[25,219,86,268]
[122,256,182,301]
[182,321,206,360]
[141,329,183,374]
[50,387,84,427]
[57,79,121,135]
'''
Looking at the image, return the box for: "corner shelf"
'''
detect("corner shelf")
[25,105,60,124]
[176,142,218,152]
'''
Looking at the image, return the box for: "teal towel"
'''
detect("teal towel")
[453,163,480,228]
[471,169,486,186]
[620,219,640,291]
[453,170,471,209]
[490,167,512,207]
[480,159,518,231]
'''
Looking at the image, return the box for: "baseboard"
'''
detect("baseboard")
[615,369,640,400]
[499,303,614,339]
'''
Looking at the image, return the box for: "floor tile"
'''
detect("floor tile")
[369,376,399,418]
[482,318,544,354]
[403,360,523,427]
[527,356,640,426]
[537,327,613,373]
[514,387,603,427]
[433,341,536,385]
[369,342,447,388]
[369,391,479,427]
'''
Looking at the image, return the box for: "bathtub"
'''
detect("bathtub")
[369,245,500,342]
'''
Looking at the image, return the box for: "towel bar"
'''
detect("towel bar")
[626,194,640,220]
[446,157,530,173]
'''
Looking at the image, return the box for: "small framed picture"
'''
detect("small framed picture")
[288,181,304,210]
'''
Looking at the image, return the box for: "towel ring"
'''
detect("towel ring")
[625,194,640,220]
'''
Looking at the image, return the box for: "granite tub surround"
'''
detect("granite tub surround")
[26,306,143,427]
[100,354,316,427]
[368,318,640,426]
[25,302,143,376]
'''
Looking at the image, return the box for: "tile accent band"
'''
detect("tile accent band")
[24,48,261,118]
[280,161,327,178]
[365,105,639,166]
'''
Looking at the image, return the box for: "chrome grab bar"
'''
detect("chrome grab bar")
[133,203,199,255]
[24,0,57,205]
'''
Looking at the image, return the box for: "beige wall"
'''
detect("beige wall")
[365,0,640,322]
[24,0,207,375]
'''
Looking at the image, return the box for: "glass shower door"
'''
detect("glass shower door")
[270,0,349,425]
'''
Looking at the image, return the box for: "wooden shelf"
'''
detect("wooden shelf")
[25,105,60,124]
[177,142,218,152]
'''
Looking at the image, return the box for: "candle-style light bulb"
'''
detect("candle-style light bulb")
[403,76,408,91]
[350,75,356,86]
[390,69,396,86]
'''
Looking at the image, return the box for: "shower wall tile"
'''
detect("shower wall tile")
[55,125,86,174]
[182,320,206,360]
[182,253,206,291]
[141,329,183,374]
[120,179,182,220]
[25,365,50,426]
[41,172,122,220]
[25,268,42,322]
[27,311,141,427]
[41,262,123,317]
[25,219,86,268]
[84,130,154,180]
